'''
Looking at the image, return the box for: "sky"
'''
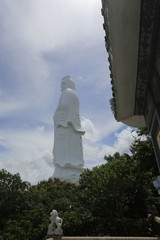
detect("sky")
[0,0,137,184]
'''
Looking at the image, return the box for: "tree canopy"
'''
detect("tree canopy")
[0,128,160,239]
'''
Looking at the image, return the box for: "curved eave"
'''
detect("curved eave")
[102,0,146,127]
[120,115,145,128]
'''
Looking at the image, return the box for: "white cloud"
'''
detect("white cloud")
[0,0,102,53]
[0,151,53,185]
[0,125,54,184]
[113,127,137,154]
[0,118,137,184]
[0,1,137,184]
[0,101,25,118]
[97,127,137,160]
[0,136,6,146]
[0,0,105,122]
[81,117,100,143]
[81,119,136,169]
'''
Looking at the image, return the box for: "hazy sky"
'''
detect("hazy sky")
[0,0,136,184]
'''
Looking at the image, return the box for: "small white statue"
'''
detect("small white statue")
[47,209,63,236]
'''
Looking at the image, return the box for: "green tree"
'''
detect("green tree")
[79,128,160,236]
[130,128,159,175]
[29,178,93,236]
[0,169,30,236]
[0,128,160,238]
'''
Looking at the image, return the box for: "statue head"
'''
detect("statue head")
[61,76,75,92]
[50,209,58,218]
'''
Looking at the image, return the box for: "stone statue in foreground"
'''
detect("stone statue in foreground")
[52,76,85,183]
[47,209,63,236]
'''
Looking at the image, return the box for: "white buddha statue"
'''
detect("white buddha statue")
[52,76,85,183]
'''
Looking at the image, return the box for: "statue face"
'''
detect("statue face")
[61,76,75,92]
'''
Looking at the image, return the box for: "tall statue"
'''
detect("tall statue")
[52,76,85,183]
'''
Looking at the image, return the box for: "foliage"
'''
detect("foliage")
[0,169,31,236]
[0,128,160,238]
[79,152,159,235]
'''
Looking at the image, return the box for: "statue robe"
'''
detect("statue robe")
[53,88,84,168]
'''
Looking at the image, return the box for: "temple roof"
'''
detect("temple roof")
[101,0,159,127]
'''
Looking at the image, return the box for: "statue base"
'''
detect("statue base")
[52,163,83,184]
[45,235,62,240]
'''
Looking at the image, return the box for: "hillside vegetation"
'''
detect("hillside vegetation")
[0,129,160,239]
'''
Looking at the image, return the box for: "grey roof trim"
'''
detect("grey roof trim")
[101,0,117,119]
